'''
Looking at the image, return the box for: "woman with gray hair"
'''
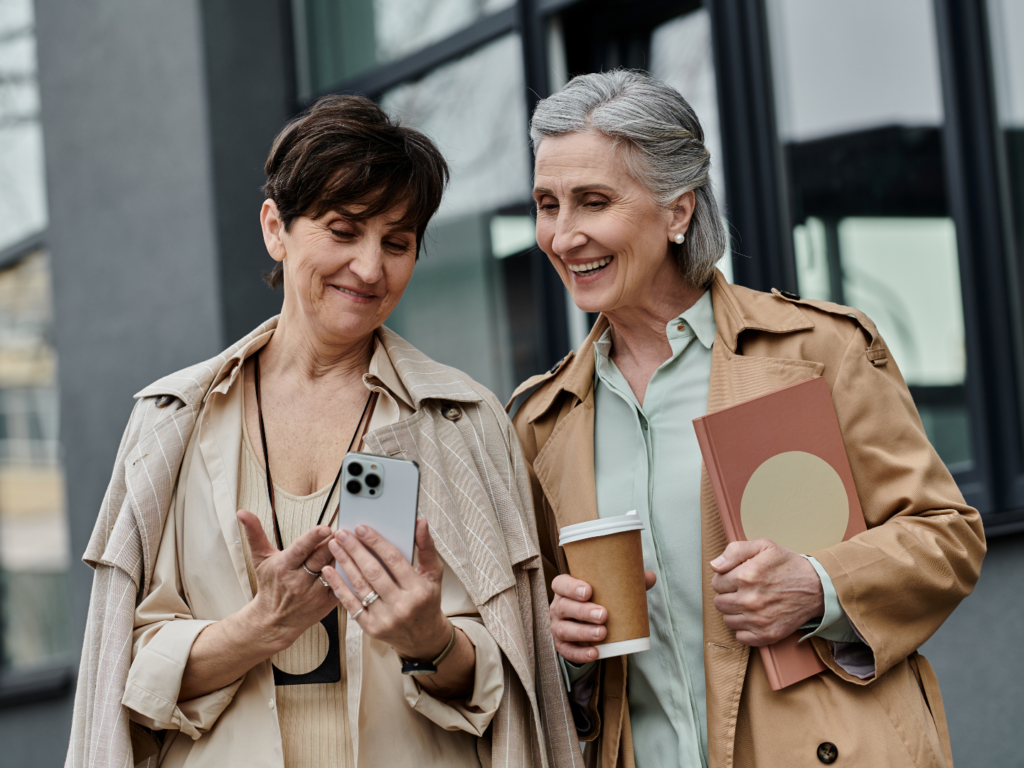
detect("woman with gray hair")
[511,70,983,768]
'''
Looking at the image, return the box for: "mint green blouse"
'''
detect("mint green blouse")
[578,290,855,768]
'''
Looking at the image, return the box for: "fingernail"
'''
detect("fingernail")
[590,609,603,621]
[355,525,368,538]
[319,527,331,537]
[338,530,350,542]
[591,628,601,639]
[589,649,597,660]
[576,586,586,599]
[711,556,724,567]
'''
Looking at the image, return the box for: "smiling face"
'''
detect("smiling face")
[533,131,693,317]
[262,200,418,345]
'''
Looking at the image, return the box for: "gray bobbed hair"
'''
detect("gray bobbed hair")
[530,69,727,288]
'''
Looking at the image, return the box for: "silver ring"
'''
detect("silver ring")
[302,563,320,579]
[350,608,365,621]
[361,590,380,608]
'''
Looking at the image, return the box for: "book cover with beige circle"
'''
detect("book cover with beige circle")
[740,451,850,553]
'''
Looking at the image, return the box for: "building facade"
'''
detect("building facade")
[0,0,1021,765]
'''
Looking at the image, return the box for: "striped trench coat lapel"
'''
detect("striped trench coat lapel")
[368,328,582,768]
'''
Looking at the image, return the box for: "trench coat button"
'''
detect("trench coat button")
[817,742,838,763]
[269,699,276,710]
[442,404,462,422]
[779,289,801,301]
[155,395,175,408]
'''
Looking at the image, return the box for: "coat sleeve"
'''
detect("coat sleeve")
[122,490,243,738]
[809,324,986,683]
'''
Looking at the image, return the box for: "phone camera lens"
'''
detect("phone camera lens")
[348,463,363,477]
[346,479,362,494]
[369,489,376,495]
[364,474,380,488]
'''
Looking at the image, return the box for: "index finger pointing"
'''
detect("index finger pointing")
[281,525,333,569]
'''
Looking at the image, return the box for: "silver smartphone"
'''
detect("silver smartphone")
[333,452,420,592]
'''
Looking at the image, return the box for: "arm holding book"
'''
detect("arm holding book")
[804,324,986,683]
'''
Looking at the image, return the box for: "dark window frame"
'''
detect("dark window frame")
[709,0,1024,535]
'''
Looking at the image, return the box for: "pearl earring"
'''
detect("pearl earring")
[673,232,685,245]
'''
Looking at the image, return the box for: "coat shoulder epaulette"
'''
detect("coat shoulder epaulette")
[771,289,888,366]
[505,351,574,415]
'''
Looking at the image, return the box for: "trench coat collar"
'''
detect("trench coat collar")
[133,318,484,410]
[523,269,814,424]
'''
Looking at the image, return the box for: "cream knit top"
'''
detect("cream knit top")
[238,423,353,768]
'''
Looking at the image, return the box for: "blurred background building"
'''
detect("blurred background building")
[0,0,1022,765]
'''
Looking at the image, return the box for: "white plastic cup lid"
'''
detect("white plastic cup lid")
[558,510,644,546]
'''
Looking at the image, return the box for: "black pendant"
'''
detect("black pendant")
[273,610,342,686]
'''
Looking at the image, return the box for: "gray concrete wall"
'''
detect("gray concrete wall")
[199,0,291,343]
[921,532,1024,768]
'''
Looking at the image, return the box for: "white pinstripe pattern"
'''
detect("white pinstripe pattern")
[68,320,582,768]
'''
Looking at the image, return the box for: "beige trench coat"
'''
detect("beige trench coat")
[66,319,583,768]
[511,271,986,768]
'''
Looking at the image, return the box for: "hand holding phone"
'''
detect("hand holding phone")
[332,452,419,592]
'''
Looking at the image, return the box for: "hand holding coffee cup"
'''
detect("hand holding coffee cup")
[552,511,657,663]
[550,570,657,664]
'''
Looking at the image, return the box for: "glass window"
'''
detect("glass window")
[0,0,70,677]
[293,0,516,98]
[0,250,72,674]
[986,0,1024,465]
[379,34,534,400]
[650,8,732,283]
[768,0,972,469]
[0,0,47,251]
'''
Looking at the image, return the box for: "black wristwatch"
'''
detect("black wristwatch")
[401,622,458,676]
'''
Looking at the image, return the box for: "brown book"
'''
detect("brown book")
[692,376,867,690]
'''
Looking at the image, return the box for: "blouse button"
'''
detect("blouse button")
[442,404,462,421]
[268,699,276,710]
[677,324,685,332]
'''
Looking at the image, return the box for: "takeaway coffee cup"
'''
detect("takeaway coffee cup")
[558,511,650,658]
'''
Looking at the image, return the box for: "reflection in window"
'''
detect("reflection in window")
[380,35,533,400]
[986,0,1024,465]
[0,0,47,251]
[769,0,972,468]
[649,8,732,283]
[0,251,72,673]
[293,0,515,98]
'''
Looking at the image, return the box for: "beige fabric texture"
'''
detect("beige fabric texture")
[511,271,986,768]
[67,319,583,768]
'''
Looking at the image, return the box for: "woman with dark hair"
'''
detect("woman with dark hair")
[67,96,581,768]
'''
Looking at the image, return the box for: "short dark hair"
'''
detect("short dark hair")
[261,95,450,289]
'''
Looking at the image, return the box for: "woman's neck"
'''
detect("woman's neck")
[260,306,374,389]
[605,278,706,375]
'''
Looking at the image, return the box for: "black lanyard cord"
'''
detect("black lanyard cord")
[254,349,375,551]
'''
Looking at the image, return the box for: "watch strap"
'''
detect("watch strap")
[401,621,457,676]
